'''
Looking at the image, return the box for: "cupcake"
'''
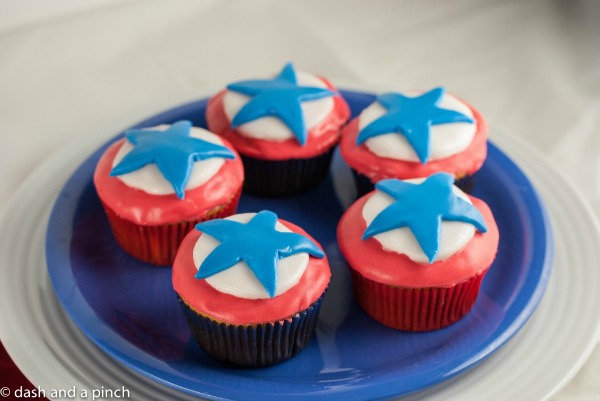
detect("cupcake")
[337,172,499,331]
[206,62,350,197]
[93,120,244,266]
[172,210,330,367]
[340,87,488,195]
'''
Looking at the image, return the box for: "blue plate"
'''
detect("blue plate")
[46,90,553,400]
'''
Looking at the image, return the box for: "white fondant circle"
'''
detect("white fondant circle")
[112,125,227,195]
[359,91,476,162]
[362,179,476,263]
[193,213,309,299]
[222,70,334,141]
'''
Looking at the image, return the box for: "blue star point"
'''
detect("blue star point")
[356,87,474,163]
[194,210,325,298]
[363,173,487,263]
[109,120,235,199]
[226,62,334,146]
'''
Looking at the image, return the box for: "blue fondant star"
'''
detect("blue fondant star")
[356,87,474,163]
[110,120,235,199]
[195,210,325,298]
[227,62,335,146]
[363,173,487,263]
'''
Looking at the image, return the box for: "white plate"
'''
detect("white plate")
[1,128,600,401]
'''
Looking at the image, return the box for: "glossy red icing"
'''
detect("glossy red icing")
[205,78,350,160]
[172,220,331,325]
[340,100,488,182]
[337,192,499,288]
[93,137,244,226]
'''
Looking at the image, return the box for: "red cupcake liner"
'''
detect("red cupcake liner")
[351,269,486,331]
[102,190,241,266]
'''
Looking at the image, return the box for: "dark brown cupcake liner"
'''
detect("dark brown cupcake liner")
[352,169,476,198]
[178,291,326,367]
[240,148,335,197]
[454,174,476,194]
[351,169,377,198]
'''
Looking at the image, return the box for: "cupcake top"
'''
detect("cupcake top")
[363,173,487,263]
[340,87,488,182]
[337,173,499,288]
[93,120,244,225]
[223,63,335,145]
[357,88,475,163]
[172,210,331,325]
[206,63,350,160]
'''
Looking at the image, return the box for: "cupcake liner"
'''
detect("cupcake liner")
[102,190,241,266]
[351,169,376,197]
[241,148,335,197]
[351,270,485,331]
[178,291,326,367]
[352,169,476,198]
[454,174,475,194]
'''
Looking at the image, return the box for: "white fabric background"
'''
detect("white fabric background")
[0,0,598,399]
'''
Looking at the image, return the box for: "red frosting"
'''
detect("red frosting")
[205,78,350,160]
[172,220,331,325]
[93,137,244,226]
[337,192,499,288]
[339,99,488,182]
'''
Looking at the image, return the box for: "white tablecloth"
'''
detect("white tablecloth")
[1,0,599,399]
